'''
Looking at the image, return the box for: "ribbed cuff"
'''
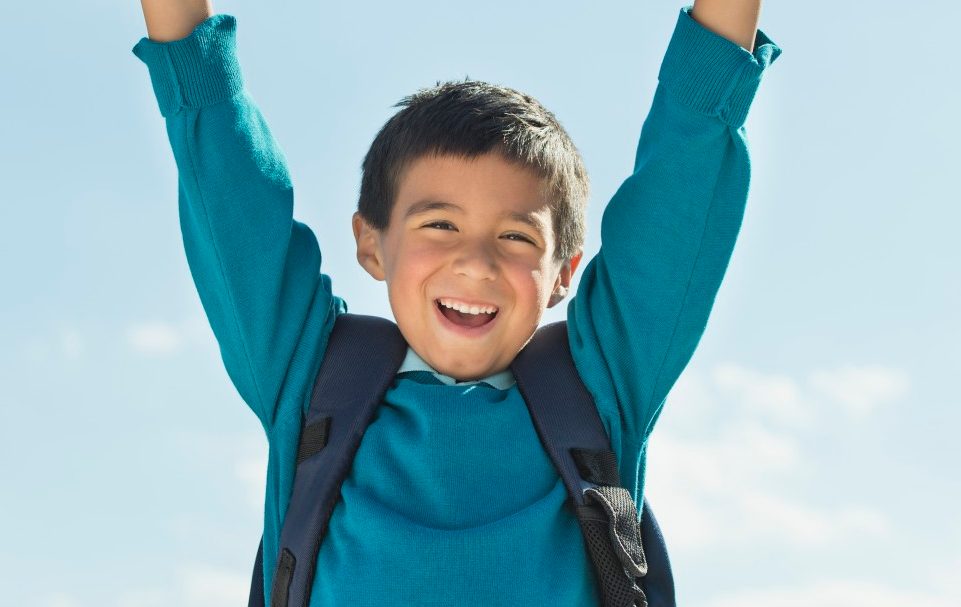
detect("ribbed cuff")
[658,6,782,128]
[131,14,244,118]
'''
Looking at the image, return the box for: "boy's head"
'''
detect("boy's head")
[352,79,589,382]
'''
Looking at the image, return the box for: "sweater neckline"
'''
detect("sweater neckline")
[396,347,516,390]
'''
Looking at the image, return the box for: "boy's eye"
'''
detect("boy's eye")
[503,233,535,245]
[424,221,456,231]
[421,222,534,245]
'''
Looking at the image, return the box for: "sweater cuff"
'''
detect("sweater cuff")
[658,5,782,128]
[131,14,244,118]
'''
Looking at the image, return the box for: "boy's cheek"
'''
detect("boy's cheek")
[382,246,430,287]
[507,265,551,306]
[394,242,444,274]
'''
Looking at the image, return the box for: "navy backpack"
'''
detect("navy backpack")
[248,313,675,607]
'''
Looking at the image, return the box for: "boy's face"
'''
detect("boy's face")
[352,152,582,382]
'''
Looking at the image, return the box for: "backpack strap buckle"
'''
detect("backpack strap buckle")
[575,486,649,607]
[583,485,648,578]
[570,447,649,607]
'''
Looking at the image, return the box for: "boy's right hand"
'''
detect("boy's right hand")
[139,0,213,42]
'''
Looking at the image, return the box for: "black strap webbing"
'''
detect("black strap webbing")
[295,417,331,465]
[572,447,622,486]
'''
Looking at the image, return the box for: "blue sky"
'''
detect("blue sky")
[2,1,959,605]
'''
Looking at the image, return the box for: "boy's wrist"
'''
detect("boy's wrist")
[690,0,763,53]
[140,0,214,42]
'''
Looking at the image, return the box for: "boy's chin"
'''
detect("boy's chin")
[433,359,501,383]
[423,348,507,383]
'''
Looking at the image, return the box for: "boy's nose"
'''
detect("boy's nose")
[452,241,498,282]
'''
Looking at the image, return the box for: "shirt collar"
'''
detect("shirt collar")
[397,347,516,390]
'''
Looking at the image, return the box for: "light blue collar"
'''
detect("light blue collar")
[397,347,516,390]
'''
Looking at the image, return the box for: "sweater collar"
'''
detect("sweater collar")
[396,347,516,390]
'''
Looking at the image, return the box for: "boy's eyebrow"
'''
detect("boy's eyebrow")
[404,199,547,232]
[404,199,462,218]
[506,210,547,233]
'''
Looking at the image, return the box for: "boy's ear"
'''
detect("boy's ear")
[547,249,583,308]
[352,212,386,281]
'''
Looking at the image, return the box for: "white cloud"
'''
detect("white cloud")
[20,328,85,362]
[171,429,267,514]
[659,369,716,423]
[22,336,52,362]
[39,594,83,607]
[112,564,249,607]
[126,321,184,355]
[59,329,85,359]
[647,362,898,553]
[115,589,166,607]
[178,563,250,606]
[646,420,887,551]
[234,449,268,511]
[712,362,807,426]
[930,555,961,600]
[124,315,216,356]
[698,580,958,607]
[736,491,889,546]
[808,364,909,417]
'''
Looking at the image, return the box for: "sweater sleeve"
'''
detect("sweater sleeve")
[568,7,781,472]
[132,14,344,431]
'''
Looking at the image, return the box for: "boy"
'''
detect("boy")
[132,0,780,604]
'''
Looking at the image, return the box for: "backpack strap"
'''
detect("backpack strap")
[248,536,264,607]
[510,321,675,607]
[267,313,408,607]
[637,504,676,607]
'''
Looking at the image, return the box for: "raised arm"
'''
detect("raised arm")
[567,3,780,482]
[140,0,213,42]
[132,5,343,431]
[691,0,763,53]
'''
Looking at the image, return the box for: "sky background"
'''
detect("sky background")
[2,0,959,605]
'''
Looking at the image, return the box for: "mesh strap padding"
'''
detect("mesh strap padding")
[585,486,648,578]
[576,504,648,607]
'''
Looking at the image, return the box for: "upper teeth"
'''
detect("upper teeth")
[438,298,498,315]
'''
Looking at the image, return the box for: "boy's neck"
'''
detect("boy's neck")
[397,348,516,390]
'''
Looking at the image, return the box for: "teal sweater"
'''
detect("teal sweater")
[133,7,780,605]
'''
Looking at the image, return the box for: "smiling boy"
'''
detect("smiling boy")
[133,0,780,604]
[354,150,582,380]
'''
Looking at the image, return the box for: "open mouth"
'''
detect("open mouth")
[435,298,499,329]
